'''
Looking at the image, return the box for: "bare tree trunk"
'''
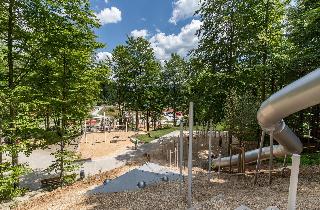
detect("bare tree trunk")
[261,0,270,102]
[8,0,19,189]
[135,111,139,131]
[59,55,68,187]
[0,130,2,178]
[45,109,50,130]
[146,110,150,131]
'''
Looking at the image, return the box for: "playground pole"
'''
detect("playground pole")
[84,119,87,143]
[179,120,183,194]
[187,102,193,208]
[176,143,179,167]
[218,154,221,179]
[287,154,300,210]
[104,112,106,143]
[169,149,172,167]
[208,120,212,180]
[269,130,274,184]
[175,146,177,167]
[254,130,266,184]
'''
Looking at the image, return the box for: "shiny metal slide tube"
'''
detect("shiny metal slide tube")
[213,68,320,168]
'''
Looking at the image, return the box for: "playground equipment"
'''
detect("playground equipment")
[212,68,320,167]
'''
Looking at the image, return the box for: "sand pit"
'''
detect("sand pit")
[78,131,138,159]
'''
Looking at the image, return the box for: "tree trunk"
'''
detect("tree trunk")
[146,110,150,131]
[0,131,2,178]
[59,55,68,187]
[261,0,270,102]
[8,0,19,189]
[45,110,50,130]
[135,110,139,131]
[173,107,176,127]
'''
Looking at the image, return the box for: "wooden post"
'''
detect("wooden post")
[166,146,169,161]
[169,149,172,167]
[218,154,221,179]
[126,120,128,132]
[208,120,212,180]
[84,119,87,143]
[187,102,193,208]
[229,145,232,173]
[104,112,106,143]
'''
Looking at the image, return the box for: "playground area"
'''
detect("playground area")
[78,131,137,159]
[11,161,320,210]
[4,70,320,209]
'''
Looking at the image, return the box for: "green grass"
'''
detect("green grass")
[276,152,320,166]
[135,127,177,143]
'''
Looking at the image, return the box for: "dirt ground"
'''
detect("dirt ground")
[10,164,320,210]
[78,131,140,159]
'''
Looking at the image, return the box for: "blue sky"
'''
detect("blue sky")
[90,0,202,61]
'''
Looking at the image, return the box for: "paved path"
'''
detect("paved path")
[20,130,181,190]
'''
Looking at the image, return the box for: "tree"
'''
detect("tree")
[30,0,103,187]
[225,89,259,143]
[0,0,51,197]
[111,37,161,131]
[163,54,187,126]
[286,0,320,140]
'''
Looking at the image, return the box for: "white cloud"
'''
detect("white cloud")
[150,19,202,61]
[104,0,108,3]
[97,51,112,61]
[130,29,149,38]
[169,0,200,24]
[96,7,122,25]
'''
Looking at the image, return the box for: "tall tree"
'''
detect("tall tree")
[0,0,50,197]
[111,37,161,131]
[163,53,187,126]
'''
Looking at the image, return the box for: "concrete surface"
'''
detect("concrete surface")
[90,162,181,193]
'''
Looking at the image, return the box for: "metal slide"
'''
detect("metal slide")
[213,68,320,168]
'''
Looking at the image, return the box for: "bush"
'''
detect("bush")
[0,163,29,201]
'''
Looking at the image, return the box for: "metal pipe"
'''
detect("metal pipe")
[213,145,288,167]
[179,121,183,194]
[287,154,301,210]
[187,102,193,208]
[269,130,274,184]
[254,130,266,184]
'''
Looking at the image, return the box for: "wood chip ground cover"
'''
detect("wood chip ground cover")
[10,165,320,210]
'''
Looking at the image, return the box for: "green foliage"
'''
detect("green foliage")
[0,162,29,201]
[215,121,227,132]
[225,89,259,142]
[277,152,320,166]
[47,149,80,187]
[163,54,188,125]
[0,0,102,199]
[109,36,163,130]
